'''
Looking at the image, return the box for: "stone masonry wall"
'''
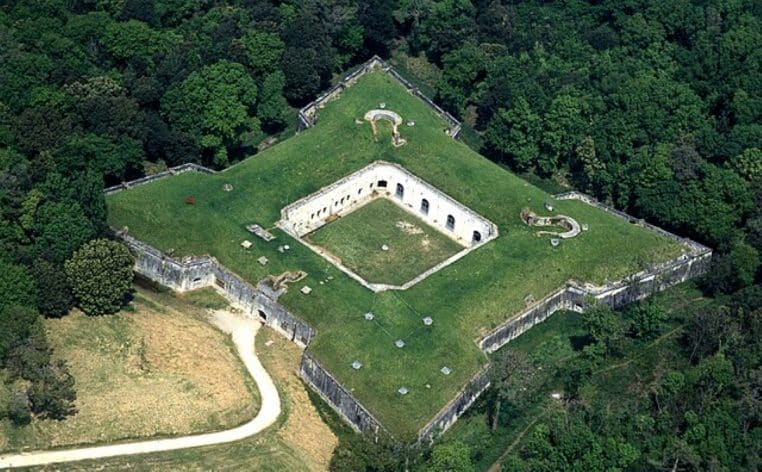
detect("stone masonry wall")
[299,352,386,434]
[298,56,461,137]
[107,63,711,443]
[105,163,214,196]
[119,234,316,348]
[417,366,491,443]
[479,192,712,353]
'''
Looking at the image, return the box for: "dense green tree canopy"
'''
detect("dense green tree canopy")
[64,239,134,316]
[162,60,258,167]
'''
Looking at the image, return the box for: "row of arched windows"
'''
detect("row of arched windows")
[304,179,483,244]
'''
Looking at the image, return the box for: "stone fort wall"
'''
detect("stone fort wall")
[280,161,497,247]
[105,60,712,444]
[298,56,462,138]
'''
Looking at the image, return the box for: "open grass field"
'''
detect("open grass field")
[308,198,463,285]
[0,287,257,453]
[107,69,684,439]
[25,318,337,472]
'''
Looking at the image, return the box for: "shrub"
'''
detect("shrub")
[8,389,32,425]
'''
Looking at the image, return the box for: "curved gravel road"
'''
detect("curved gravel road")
[0,311,280,469]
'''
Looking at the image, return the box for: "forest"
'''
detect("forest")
[0,0,759,470]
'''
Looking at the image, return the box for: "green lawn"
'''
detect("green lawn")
[307,198,463,285]
[107,69,684,440]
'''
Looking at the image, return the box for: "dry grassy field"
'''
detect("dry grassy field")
[0,287,258,453]
[24,307,337,471]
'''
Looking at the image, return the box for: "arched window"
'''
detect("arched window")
[446,215,455,231]
[420,198,430,215]
[377,180,387,188]
[395,183,404,199]
[472,231,482,243]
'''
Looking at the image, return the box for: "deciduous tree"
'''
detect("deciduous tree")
[65,239,134,316]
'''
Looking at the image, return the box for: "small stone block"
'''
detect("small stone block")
[223,183,233,192]
[300,286,312,295]
[398,387,408,395]
[381,244,389,251]
[277,245,285,253]
[550,238,560,247]
[423,317,433,326]
[407,120,415,127]
[395,339,405,348]
[364,312,375,321]
[582,223,589,231]
[284,245,290,250]
[441,366,451,375]
[379,102,386,108]
[257,256,269,265]
[241,240,253,249]
[351,361,362,370]
[544,201,554,211]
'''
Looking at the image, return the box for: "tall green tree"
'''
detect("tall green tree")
[32,201,95,264]
[161,61,258,167]
[65,239,134,316]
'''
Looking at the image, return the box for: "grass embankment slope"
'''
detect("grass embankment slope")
[107,70,683,439]
[0,288,257,453]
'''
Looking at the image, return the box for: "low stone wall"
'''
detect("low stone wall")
[299,352,385,434]
[479,191,712,353]
[118,234,316,348]
[298,56,462,138]
[105,163,215,195]
[417,367,490,443]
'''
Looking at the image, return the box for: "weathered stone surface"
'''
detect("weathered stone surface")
[299,352,385,434]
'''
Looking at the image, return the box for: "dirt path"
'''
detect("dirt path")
[0,311,280,470]
[487,409,549,472]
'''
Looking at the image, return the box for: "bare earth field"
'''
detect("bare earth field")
[0,288,258,453]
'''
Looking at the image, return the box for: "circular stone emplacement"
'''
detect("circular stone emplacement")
[582,223,590,231]
[550,238,560,247]
[422,316,433,326]
[364,312,375,321]
[223,183,233,192]
[395,339,405,348]
[407,120,415,127]
[351,360,362,370]
[441,366,452,375]
[398,387,408,395]
[379,102,386,109]
[381,244,390,251]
